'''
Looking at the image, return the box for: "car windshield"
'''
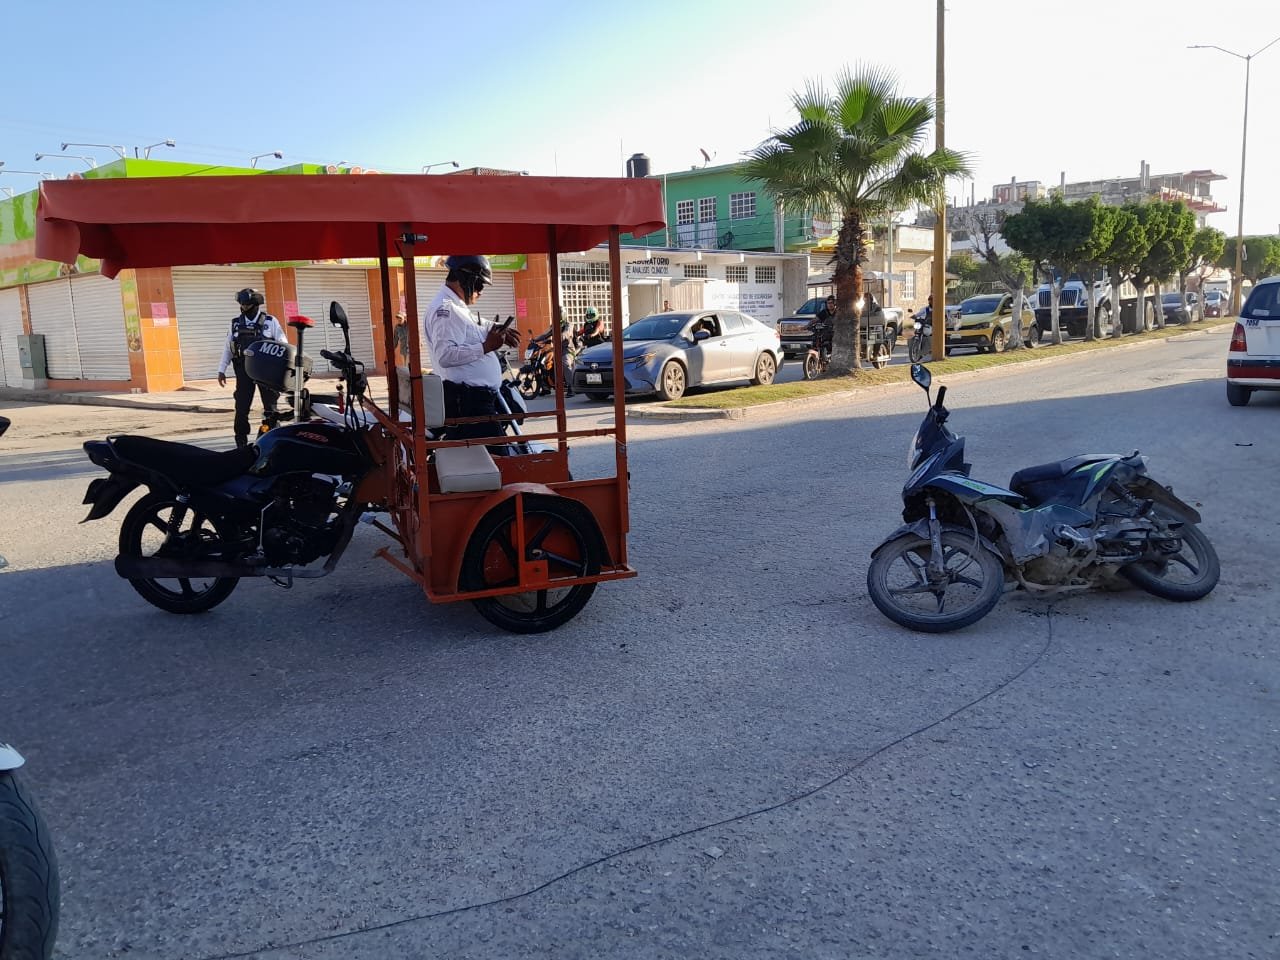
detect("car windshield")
[1161,293,1183,304]
[1240,283,1280,320]
[960,296,1003,315]
[794,297,826,315]
[622,313,689,341]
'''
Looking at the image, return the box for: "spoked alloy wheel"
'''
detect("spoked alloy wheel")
[0,771,60,960]
[119,494,239,614]
[870,342,892,369]
[867,528,1005,632]
[990,328,1007,353]
[802,352,821,380]
[516,373,540,400]
[1120,507,1220,601]
[751,352,777,386]
[657,361,686,401]
[460,494,607,633]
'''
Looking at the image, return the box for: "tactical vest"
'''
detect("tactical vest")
[231,312,275,359]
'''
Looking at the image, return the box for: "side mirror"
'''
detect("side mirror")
[911,363,931,392]
[329,301,349,330]
[692,329,711,342]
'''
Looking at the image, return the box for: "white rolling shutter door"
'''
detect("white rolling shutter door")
[0,289,24,386]
[294,268,375,369]
[69,275,130,380]
[26,280,81,380]
[173,268,266,380]
[415,269,516,370]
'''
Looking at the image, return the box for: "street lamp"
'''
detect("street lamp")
[34,153,96,168]
[250,151,283,168]
[422,160,459,173]
[61,142,126,159]
[139,139,176,159]
[1189,34,1280,315]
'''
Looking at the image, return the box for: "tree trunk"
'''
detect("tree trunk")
[1153,282,1165,330]
[1135,285,1148,334]
[828,214,865,375]
[1050,280,1063,345]
[1005,284,1024,349]
[1111,280,1124,338]
[1084,275,1096,342]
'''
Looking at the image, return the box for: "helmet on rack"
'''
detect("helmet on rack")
[235,288,265,309]
[444,255,493,298]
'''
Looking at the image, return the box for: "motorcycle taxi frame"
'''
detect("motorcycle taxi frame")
[35,173,666,627]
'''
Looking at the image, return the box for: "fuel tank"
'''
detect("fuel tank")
[250,421,367,478]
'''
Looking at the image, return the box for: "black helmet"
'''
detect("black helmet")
[235,288,265,308]
[444,255,493,296]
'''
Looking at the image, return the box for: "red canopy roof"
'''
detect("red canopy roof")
[36,174,666,278]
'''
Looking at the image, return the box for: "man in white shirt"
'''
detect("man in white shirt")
[421,255,521,440]
[217,288,288,447]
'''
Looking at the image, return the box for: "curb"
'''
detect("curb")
[0,389,231,414]
[630,321,1234,422]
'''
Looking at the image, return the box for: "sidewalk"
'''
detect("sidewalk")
[0,376,390,414]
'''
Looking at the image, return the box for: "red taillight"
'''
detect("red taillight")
[1229,323,1248,352]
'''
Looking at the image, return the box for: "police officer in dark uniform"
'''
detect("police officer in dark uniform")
[217,288,288,447]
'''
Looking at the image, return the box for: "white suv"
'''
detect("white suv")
[1227,275,1280,406]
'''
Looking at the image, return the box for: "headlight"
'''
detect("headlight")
[624,352,655,367]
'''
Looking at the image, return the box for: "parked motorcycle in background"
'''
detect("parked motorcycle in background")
[908,307,932,364]
[0,416,60,960]
[866,365,1220,632]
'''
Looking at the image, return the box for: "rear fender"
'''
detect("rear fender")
[81,474,140,522]
[1126,476,1203,523]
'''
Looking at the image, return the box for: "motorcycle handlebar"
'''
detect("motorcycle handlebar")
[935,385,947,409]
[320,349,346,366]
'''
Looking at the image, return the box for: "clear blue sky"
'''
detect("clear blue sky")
[3,0,1277,234]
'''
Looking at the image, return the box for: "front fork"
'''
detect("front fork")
[926,497,946,579]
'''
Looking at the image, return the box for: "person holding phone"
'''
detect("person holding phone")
[422,255,520,440]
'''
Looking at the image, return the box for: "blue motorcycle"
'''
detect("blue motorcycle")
[867,365,1220,632]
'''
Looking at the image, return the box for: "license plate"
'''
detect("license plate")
[586,373,602,384]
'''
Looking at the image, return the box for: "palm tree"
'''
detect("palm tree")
[741,67,970,373]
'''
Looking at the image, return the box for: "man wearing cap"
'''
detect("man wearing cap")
[217,287,288,447]
[422,255,521,441]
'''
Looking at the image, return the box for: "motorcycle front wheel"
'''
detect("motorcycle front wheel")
[867,529,1005,632]
[118,494,239,614]
[908,335,926,363]
[516,372,539,400]
[0,771,59,960]
[802,352,820,380]
[1120,507,1220,602]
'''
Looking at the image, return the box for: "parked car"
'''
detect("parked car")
[946,293,1039,354]
[1203,289,1228,318]
[572,309,783,401]
[1226,275,1280,406]
[1160,292,1193,325]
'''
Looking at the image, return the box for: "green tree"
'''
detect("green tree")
[742,66,970,372]
[1184,227,1225,321]
[1133,201,1196,329]
[954,206,1035,347]
[1003,195,1094,344]
[1219,235,1280,308]
[1098,205,1147,339]
[1074,199,1117,341]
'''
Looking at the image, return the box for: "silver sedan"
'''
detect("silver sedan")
[572,310,784,401]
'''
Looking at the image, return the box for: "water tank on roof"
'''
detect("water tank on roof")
[626,153,651,179]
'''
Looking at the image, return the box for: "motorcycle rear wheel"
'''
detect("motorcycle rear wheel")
[118,494,239,614]
[1120,507,1220,601]
[0,771,59,960]
[460,493,606,633]
[867,529,1004,632]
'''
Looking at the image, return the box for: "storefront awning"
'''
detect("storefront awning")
[36,174,666,278]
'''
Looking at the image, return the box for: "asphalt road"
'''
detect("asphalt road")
[2,327,1277,960]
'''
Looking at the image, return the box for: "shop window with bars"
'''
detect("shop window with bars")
[683,263,708,279]
[725,265,748,284]
[754,265,776,284]
[559,260,615,334]
[730,192,757,220]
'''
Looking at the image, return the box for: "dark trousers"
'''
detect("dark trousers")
[441,380,504,442]
[232,357,280,446]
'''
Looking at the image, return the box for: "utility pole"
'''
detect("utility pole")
[1189,35,1280,315]
[931,0,947,359]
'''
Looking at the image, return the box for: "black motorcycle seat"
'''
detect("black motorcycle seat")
[111,435,258,487]
[1009,454,1114,494]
